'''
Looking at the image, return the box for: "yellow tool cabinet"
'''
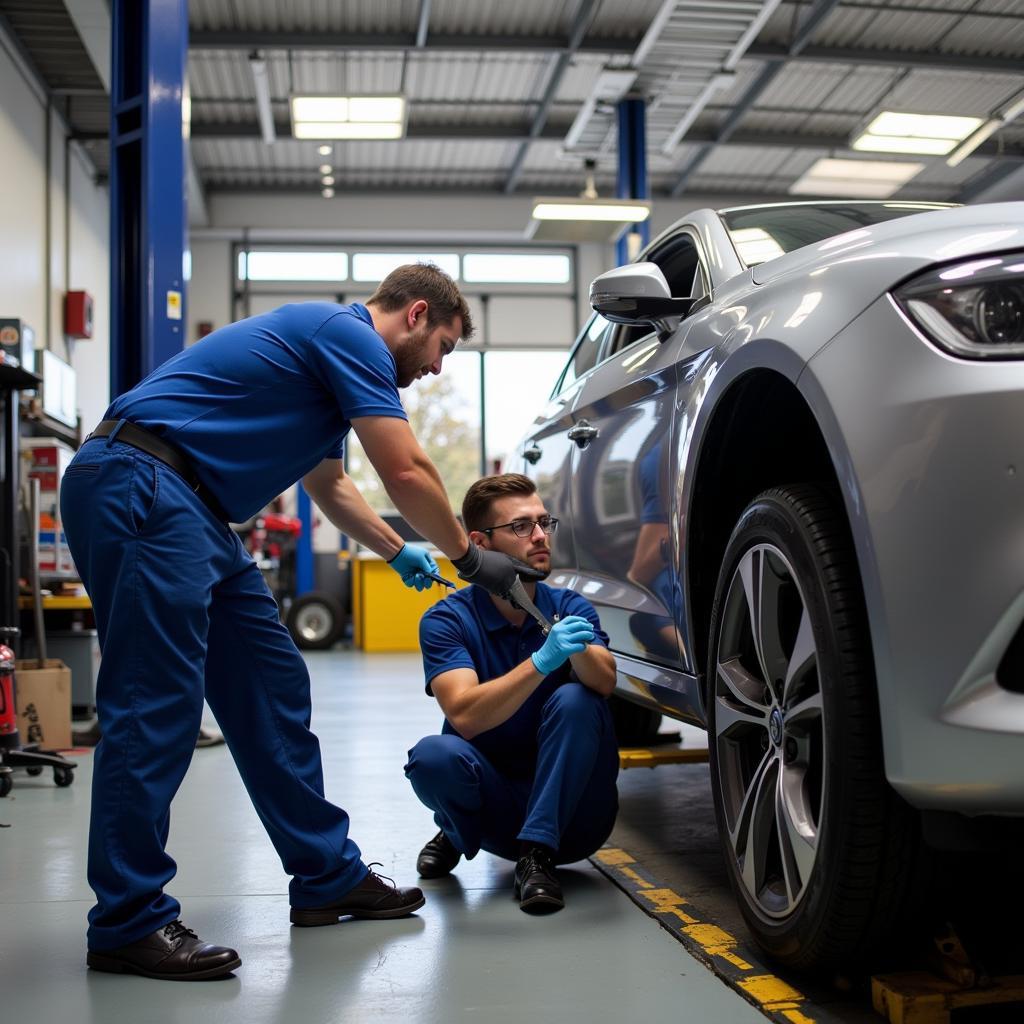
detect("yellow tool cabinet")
[351,551,466,652]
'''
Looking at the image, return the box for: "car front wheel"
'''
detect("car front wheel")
[706,484,918,970]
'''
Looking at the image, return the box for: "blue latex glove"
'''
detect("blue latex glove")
[387,544,440,592]
[530,616,595,675]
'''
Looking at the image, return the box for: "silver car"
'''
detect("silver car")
[515,200,1024,969]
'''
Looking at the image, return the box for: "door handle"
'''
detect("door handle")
[567,419,599,449]
[523,443,543,465]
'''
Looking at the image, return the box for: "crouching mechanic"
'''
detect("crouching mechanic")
[404,474,620,913]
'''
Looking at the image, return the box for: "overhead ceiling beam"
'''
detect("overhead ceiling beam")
[502,0,603,194]
[670,0,843,198]
[415,0,432,48]
[746,42,1024,75]
[183,120,573,141]
[188,29,636,55]
[76,120,1022,157]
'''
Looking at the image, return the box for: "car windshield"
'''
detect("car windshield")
[721,202,957,268]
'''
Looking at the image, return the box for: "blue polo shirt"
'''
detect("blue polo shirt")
[104,302,407,522]
[419,583,610,777]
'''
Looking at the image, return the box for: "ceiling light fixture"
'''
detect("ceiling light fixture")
[318,144,333,156]
[852,110,983,156]
[321,175,335,186]
[249,52,276,145]
[946,92,1024,168]
[789,157,924,198]
[321,187,335,198]
[291,94,407,140]
[319,163,333,175]
[528,157,652,242]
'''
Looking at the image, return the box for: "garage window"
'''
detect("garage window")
[238,250,349,281]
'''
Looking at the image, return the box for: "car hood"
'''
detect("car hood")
[750,202,1024,287]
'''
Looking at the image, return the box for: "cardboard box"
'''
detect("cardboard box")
[15,659,72,750]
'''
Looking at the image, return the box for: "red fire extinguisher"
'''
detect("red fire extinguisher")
[0,633,18,749]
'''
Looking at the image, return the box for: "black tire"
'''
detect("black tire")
[26,765,43,777]
[53,766,74,788]
[608,695,663,745]
[706,484,918,971]
[0,773,11,798]
[286,591,345,651]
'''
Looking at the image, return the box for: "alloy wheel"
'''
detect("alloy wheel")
[714,543,825,919]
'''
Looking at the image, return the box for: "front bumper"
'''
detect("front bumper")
[803,293,1024,814]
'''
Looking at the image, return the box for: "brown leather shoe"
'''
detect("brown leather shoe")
[86,920,241,980]
[416,830,461,878]
[290,865,426,926]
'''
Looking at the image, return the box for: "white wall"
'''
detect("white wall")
[0,25,110,431]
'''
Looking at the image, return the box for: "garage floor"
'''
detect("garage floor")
[0,650,767,1024]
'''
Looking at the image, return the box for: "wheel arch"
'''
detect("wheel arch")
[684,369,848,699]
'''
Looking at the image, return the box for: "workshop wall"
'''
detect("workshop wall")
[0,25,110,432]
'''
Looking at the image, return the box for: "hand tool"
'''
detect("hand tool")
[503,576,556,635]
[425,570,456,590]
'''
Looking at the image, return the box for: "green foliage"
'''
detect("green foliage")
[346,375,481,513]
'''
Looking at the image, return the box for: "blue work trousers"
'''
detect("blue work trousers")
[404,683,619,863]
[61,439,366,951]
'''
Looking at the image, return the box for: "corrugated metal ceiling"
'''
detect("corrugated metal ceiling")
[2,0,1022,202]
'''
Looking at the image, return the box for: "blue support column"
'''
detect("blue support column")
[110,0,188,398]
[296,485,314,597]
[616,97,649,267]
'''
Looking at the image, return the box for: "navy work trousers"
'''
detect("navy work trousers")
[404,683,619,863]
[61,439,366,951]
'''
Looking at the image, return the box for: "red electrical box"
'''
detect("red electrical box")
[64,290,94,339]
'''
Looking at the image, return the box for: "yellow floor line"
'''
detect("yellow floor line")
[592,846,828,1024]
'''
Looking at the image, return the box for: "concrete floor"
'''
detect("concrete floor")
[0,649,767,1024]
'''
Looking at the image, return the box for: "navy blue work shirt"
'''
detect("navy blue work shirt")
[105,302,407,522]
[419,582,610,777]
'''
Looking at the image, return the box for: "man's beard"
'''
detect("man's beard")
[394,324,431,388]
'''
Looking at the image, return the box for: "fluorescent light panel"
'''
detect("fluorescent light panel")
[789,158,924,198]
[852,110,984,156]
[291,95,406,140]
[532,200,651,222]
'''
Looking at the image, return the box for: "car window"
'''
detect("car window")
[603,322,655,360]
[652,232,708,300]
[553,314,612,396]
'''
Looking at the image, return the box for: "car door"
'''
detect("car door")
[515,314,613,576]
[568,230,711,671]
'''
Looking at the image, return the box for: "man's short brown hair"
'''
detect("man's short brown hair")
[367,262,474,341]
[462,473,538,534]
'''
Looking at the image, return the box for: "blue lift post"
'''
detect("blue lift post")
[616,97,650,268]
[109,0,188,398]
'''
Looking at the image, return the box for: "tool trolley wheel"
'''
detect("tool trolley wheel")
[706,484,919,970]
[0,772,11,798]
[53,766,74,788]
[286,591,345,651]
[26,765,43,776]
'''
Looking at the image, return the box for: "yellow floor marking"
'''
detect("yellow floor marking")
[683,923,754,968]
[782,1010,818,1024]
[739,975,808,1010]
[594,848,635,866]
[638,888,700,923]
[618,866,654,889]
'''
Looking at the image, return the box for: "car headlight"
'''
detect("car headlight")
[894,251,1024,359]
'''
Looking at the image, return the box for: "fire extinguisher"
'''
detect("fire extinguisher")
[0,626,20,750]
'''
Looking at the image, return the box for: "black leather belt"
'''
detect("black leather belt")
[86,419,229,523]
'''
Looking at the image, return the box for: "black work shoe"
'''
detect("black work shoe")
[86,920,241,981]
[514,847,564,914]
[290,865,426,926]
[416,830,461,878]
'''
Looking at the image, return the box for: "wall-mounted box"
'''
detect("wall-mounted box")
[64,291,94,339]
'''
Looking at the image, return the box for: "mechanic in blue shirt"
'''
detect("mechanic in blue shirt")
[60,265,539,981]
[404,473,620,913]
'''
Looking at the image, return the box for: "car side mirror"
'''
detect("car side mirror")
[589,262,696,341]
